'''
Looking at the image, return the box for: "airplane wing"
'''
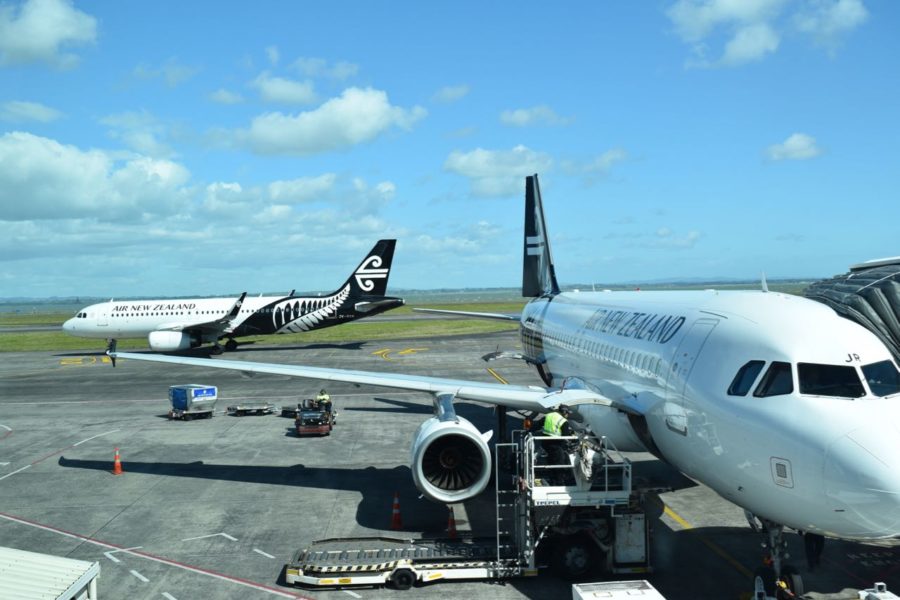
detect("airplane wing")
[412,308,520,321]
[157,292,248,335]
[107,350,618,413]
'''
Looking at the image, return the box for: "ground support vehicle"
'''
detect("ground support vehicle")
[167,384,217,420]
[572,580,666,599]
[295,398,335,436]
[284,430,652,589]
[226,401,275,416]
[859,582,899,600]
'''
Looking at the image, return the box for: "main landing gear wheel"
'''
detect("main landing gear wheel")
[225,339,238,351]
[211,345,224,355]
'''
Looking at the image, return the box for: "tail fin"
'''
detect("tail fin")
[522,175,560,297]
[344,239,397,298]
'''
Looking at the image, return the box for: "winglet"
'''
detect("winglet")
[226,292,247,320]
[522,174,560,297]
[761,272,769,293]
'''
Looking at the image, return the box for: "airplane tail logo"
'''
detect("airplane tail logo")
[522,175,560,297]
[347,239,396,297]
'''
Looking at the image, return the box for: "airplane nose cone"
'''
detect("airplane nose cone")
[824,426,900,538]
[62,318,74,333]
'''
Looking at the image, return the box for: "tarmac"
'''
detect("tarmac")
[0,330,897,599]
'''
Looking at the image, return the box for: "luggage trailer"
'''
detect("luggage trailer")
[284,430,652,589]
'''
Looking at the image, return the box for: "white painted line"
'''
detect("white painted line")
[0,462,9,466]
[0,464,31,481]
[0,424,11,431]
[162,593,178,600]
[104,546,143,563]
[253,548,276,559]
[130,569,149,583]
[0,513,304,599]
[182,532,238,542]
[342,590,362,599]
[73,429,120,446]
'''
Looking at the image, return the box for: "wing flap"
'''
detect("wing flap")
[412,308,520,322]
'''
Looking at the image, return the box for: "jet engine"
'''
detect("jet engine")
[411,410,492,504]
[148,331,197,352]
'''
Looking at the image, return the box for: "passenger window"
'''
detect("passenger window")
[860,360,900,397]
[728,360,765,396]
[798,363,865,398]
[754,362,794,397]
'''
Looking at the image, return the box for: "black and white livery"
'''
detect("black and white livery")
[66,240,403,353]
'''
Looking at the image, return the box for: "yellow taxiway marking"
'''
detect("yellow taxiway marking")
[60,356,112,366]
[372,347,428,361]
[486,368,509,384]
[663,505,753,579]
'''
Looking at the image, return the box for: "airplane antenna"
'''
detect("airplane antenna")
[761,272,769,293]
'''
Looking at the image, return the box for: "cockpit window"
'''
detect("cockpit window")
[728,360,765,396]
[753,362,794,397]
[798,363,865,398]
[861,360,900,397]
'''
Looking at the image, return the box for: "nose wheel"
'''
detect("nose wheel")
[752,518,805,599]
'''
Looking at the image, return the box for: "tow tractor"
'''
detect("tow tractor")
[284,429,654,589]
[294,398,336,436]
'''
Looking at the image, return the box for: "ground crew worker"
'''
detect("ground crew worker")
[542,406,573,436]
[316,388,333,416]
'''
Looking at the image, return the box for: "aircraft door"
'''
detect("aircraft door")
[97,309,108,327]
[664,318,718,436]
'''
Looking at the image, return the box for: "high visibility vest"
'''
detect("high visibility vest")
[317,392,330,403]
[543,412,566,436]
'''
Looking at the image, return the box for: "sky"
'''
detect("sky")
[1,0,898,298]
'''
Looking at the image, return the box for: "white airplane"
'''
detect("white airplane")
[66,240,403,353]
[109,176,900,587]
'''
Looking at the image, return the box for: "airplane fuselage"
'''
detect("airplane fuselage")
[521,289,900,540]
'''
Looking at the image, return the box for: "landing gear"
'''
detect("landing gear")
[754,518,804,599]
[211,344,224,355]
[224,338,238,352]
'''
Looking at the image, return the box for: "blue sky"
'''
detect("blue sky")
[1,0,897,298]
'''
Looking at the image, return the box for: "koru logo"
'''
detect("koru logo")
[354,255,388,292]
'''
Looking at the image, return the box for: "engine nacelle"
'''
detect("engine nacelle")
[148,331,196,352]
[411,415,492,504]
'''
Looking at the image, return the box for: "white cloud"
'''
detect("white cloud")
[0,131,189,221]
[667,0,866,66]
[654,228,702,248]
[795,0,868,49]
[0,0,96,68]
[241,87,427,156]
[766,133,821,160]
[133,58,198,87]
[0,100,62,122]
[500,105,571,127]
[265,45,279,65]
[291,56,359,80]
[100,110,173,158]
[720,22,780,65]
[268,173,336,203]
[251,71,317,104]
[585,148,628,173]
[209,88,244,104]
[444,145,553,197]
[432,84,470,103]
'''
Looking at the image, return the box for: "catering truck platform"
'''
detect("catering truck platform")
[284,430,652,590]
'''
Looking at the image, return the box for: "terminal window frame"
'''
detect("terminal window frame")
[728,360,766,396]
[753,361,794,398]
[797,363,866,399]
[861,360,900,397]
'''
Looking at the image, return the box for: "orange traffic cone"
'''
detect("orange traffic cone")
[447,506,458,539]
[112,448,123,476]
[390,492,403,530]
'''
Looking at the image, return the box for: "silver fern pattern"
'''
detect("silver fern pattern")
[273,285,351,333]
